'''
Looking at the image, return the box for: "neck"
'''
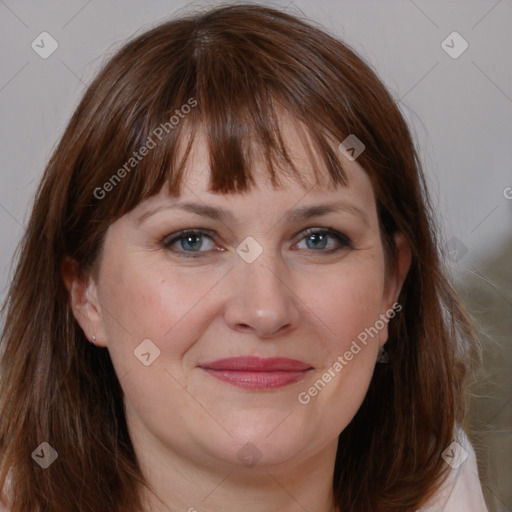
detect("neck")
[131,424,340,512]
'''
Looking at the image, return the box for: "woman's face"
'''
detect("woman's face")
[74,120,409,473]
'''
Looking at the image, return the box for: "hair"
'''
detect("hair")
[0,4,482,511]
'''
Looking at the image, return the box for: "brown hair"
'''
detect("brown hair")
[0,4,481,511]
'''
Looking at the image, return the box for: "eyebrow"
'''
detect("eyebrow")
[136,200,370,227]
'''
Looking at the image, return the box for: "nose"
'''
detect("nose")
[223,249,301,339]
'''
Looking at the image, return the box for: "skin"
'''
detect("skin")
[64,117,411,512]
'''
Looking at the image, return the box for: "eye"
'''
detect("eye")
[162,229,220,258]
[293,228,353,253]
[162,227,353,258]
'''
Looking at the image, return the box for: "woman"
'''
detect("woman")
[0,4,488,511]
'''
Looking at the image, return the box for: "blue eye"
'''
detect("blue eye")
[162,228,353,258]
[296,228,353,252]
[162,230,219,257]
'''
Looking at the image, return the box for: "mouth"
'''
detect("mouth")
[197,356,313,390]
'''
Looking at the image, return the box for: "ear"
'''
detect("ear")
[61,256,108,347]
[378,232,411,346]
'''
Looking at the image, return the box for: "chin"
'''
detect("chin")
[216,419,318,467]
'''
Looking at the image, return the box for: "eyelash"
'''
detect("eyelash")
[162,228,354,259]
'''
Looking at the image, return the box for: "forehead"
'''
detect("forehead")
[177,118,373,199]
[134,124,377,229]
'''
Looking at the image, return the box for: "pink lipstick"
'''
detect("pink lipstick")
[198,356,313,390]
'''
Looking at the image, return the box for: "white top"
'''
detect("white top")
[419,428,489,511]
[0,430,488,512]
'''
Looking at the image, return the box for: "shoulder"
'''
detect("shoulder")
[419,428,488,511]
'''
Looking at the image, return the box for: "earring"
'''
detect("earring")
[91,335,96,345]
[377,345,389,363]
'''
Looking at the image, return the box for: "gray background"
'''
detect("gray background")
[1,1,511,510]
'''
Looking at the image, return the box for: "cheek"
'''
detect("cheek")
[310,261,386,353]
[98,254,222,358]
[296,259,385,423]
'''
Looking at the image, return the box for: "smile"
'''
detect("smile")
[198,356,313,390]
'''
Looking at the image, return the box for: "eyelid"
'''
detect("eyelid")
[162,227,354,257]
[162,229,220,253]
[297,227,354,250]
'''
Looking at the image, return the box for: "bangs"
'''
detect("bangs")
[106,68,351,218]
[85,12,357,227]
[165,94,348,197]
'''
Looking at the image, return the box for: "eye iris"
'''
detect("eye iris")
[181,234,202,251]
[306,233,327,250]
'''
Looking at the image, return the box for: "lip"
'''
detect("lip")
[198,356,313,390]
